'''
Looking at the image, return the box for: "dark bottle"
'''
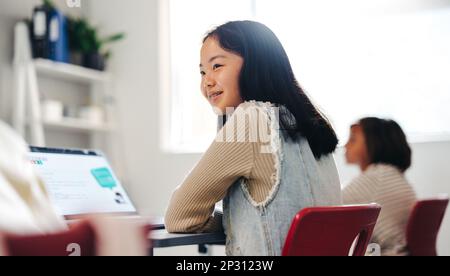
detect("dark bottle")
[31,4,51,59]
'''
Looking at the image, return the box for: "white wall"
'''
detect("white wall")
[85,0,208,255]
[86,0,450,256]
[84,0,202,215]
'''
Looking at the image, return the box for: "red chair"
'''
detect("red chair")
[4,221,97,256]
[2,219,152,256]
[406,196,449,256]
[282,204,381,256]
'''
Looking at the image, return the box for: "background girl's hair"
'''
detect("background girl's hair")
[204,20,338,159]
[358,117,412,172]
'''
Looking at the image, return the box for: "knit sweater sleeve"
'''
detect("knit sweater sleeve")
[165,104,257,233]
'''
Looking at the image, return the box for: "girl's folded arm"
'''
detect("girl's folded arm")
[165,118,255,233]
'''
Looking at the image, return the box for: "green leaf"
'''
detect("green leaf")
[43,0,55,8]
[67,17,125,54]
[101,33,125,44]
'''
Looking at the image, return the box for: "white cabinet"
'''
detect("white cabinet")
[12,22,121,175]
[32,58,115,135]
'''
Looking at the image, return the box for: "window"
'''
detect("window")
[164,0,255,153]
[164,0,450,153]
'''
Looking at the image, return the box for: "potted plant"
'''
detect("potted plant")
[67,17,125,71]
[43,0,55,8]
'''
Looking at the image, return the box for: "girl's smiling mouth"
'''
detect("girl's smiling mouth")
[208,91,223,103]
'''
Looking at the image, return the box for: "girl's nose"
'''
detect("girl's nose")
[204,74,215,88]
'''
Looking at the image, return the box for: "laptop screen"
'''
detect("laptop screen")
[28,147,137,217]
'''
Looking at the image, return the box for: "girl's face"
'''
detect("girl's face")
[200,37,244,114]
[345,125,370,170]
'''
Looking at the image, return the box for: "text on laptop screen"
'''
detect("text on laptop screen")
[28,149,137,217]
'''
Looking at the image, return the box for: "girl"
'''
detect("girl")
[343,117,417,256]
[0,121,66,234]
[165,21,342,256]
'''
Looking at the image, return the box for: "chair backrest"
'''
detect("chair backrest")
[406,196,449,256]
[282,204,381,256]
[5,221,96,256]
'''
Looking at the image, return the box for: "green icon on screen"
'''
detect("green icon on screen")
[91,167,117,189]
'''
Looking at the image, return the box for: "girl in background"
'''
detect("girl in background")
[343,117,417,256]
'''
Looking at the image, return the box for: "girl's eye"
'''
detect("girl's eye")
[200,71,205,76]
[213,64,223,70]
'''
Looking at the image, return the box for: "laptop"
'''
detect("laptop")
[28,146,164,229]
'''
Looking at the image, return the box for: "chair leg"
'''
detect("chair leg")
[198,244,208,254]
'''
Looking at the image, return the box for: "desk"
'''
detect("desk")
[148,217,165,230]
[149,229,226,256]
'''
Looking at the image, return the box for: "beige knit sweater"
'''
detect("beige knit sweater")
[343,164,417,256]
[165,102,277,233]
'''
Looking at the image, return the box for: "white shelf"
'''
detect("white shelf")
[41,118,114,133]
[34,58,110,83]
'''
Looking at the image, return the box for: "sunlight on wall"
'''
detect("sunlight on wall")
[167,0,450,152]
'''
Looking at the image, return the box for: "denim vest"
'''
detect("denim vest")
[222,103,342,256]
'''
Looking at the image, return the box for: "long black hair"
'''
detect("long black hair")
[358,117,412,172]
[205,21,338,159]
